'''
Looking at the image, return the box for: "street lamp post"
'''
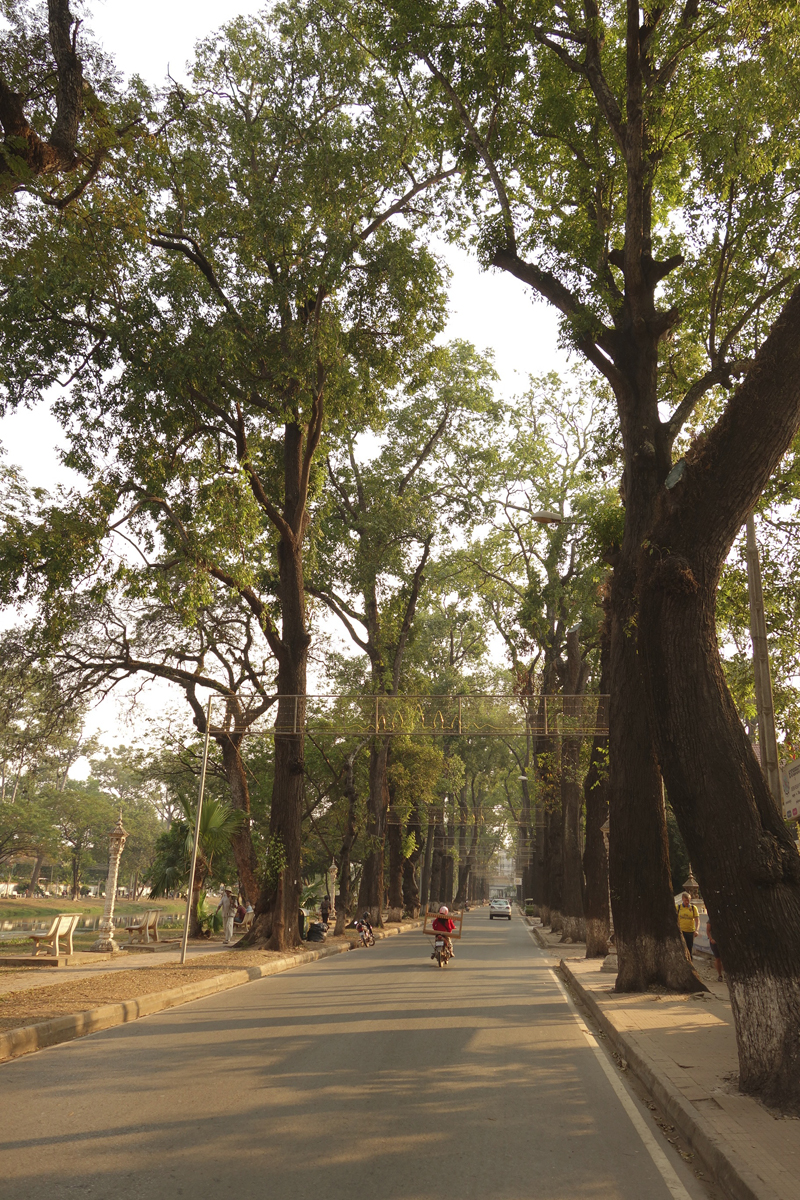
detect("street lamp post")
[91,813,128,953]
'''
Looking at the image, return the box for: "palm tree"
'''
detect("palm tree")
[147,797,243,937]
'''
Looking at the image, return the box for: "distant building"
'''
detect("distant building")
[488,849,516,897]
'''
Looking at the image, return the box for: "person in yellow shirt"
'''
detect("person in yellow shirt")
[676,891,700,957]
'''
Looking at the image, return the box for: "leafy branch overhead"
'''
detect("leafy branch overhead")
[0,0,145,203]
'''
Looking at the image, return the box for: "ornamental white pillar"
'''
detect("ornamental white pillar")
[91,813,128,953]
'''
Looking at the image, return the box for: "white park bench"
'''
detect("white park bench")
[124,910,161,944]
[30,913,80,957]
[233,908,254,935]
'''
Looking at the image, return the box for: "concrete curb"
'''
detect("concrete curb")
[0,920,424,1068]
[558,960,781,1200]
[526,921,550,950]
[0,950,128,967]
[374,918,424,941]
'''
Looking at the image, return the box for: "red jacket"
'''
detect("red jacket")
[432,916,455,932]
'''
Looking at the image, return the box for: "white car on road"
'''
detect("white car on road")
[489,898,512,920]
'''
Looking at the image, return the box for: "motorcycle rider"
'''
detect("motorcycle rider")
[431,904,456,959]
[356,911,374,946]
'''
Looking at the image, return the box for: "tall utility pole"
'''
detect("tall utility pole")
[745,512,782,808]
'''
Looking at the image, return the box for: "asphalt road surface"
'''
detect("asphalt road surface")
[1,912,709,1200]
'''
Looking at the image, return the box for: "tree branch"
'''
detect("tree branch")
[0,0,84,188]
[664,360,752,441]
[396,407,451,496]
[391,539,431,693]
[305,584,372,656]
[582,0,626,154]
[662,284,800,564]
[421,55,516,248]
[358,165,460,241]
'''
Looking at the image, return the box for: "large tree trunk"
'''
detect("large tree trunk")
[583,735,611,958]
[606,329,702,992]
[520,791,535,904]
[189,866,205,938]
[255,678,305,950]
[533,793,547,915]
[251,421,312,951]
[454,812,479,908]
[455,786,468,896]
[534,681,558,927]
[386,820,403,920]
[546,803,563,932]
[27,851,45,896]
[386,777,404,922]
[478,17,706,992]
[443,806,454,905]
[608,531,703,990]
[217,728,259,906]
[357,737,390,925]
[402,797,423,916]
[334,751,359,936]
[638,286,800,1111]
[518,731,535,904]
[560,627,588,944]
[419,812,434,911]
[583,627,611,957]
[428,806,444,907]
[641,564,800,1107]
[560,734,585,943]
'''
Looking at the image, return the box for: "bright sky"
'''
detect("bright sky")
[0,0,571,750]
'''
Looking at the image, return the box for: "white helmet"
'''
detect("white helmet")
[438,905,449,916]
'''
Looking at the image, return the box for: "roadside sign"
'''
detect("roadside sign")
[780,760,800,820]
[514,876,522,885]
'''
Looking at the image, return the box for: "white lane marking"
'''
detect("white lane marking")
[526,929,694,1200]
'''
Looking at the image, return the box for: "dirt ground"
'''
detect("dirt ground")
[0,945,336,1034]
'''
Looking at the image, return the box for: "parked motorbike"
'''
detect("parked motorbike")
[355,918,375,947]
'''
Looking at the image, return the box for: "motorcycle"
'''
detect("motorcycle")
[431,935,452,967]
[355,918,375,947]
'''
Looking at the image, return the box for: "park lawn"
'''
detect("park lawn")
[0,897,183,922]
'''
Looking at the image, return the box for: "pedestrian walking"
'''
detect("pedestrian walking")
[216,886,238,945]
[676,891,699,957]
[320,894,331,926]
[706,917,723,981]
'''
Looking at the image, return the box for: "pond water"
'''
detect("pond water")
[0,913,184,939]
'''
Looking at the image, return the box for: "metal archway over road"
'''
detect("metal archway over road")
[180,692,609,959]
[219,693,610,738]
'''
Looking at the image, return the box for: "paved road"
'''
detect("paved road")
[1,913,707,1200]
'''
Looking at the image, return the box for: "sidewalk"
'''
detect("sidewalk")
[529,921,800,1200]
